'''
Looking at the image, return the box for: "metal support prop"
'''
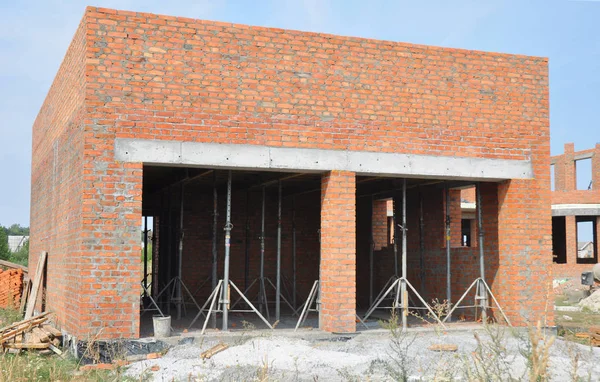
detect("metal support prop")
[222,170,233,331]
[176,184,184,320]
[244,190,250,290]
[369,195,374,305]
[292,197,297,309]
[211,172,218,328]
[445,185,452,322]
[401,179,408,330]
[476,183,488,321]
[143,216,148,294]
[393,196,399,278]
[419,191,425,293]
[260,187,267,315]
[276,180,282,321]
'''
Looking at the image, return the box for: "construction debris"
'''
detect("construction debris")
[0,312,62,354]
[200,342,229,359]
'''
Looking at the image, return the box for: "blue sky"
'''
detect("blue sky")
[0,0,599,227]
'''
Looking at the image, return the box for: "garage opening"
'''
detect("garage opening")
[140,166,322,335]
[355,177,506,329]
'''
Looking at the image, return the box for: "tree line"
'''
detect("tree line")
[0,224,29,266]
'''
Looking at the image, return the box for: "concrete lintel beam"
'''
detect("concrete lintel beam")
[552,204,600,217]
[114,138,533,181]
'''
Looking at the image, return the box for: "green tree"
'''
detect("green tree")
[6,224,29,236]
[0,227,10,261]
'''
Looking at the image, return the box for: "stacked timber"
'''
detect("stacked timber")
[0,312,62,354]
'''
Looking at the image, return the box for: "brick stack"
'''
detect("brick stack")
[0,269,24,309]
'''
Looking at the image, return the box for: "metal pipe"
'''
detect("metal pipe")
[401,179,408,330]
[244,190,250,290]
[393,197,399,278]
[166,187,173,315]
[143,216,148,294]
[445,185,452,322]
[177,183,184,320]
[369,195,374,305]
[419,191,425,294]
[260,186,266,313]
[276,180,282,321]
[292,196,297,309]
[476,183,487,321]
[211,172,218,328]
[222,170,232,331]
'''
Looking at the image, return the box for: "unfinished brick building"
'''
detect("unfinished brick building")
[551,143,600,279]
[30,7,551,340]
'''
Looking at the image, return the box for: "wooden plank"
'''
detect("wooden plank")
[428,344,458,352]
[39,325,62,338]
[48,344,63,356]
[4,342,50,349]
[0,260,28,273]
[25,251,47,320]
[19,280,30,315]
[200,343,229,359]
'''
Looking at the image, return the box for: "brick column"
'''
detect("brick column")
[320,171,356,333]
[449,189,462,247]
[596,216,600,260]
[593,144,600,191]
[563,143,575,192]
[565,215,577,264]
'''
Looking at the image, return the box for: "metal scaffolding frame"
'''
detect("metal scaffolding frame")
[362,179,447,330]
[442,183,512,326]
[189,171,274,332]
[230,183,297,319]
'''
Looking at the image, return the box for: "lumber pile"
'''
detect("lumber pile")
[0,268,24,309]
[0,312,62,354]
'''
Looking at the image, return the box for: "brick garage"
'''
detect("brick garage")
[30,7,550,340]
[551,143,600,280]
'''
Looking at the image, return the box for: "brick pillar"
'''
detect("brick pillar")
[596,216,600,260]
[565,215,577,265]
[320,171,356,333]
[372,199,388,251]
[449,189,462,247]
[563,143,575,192]
[495,169,553,325]
[593,144,600,191]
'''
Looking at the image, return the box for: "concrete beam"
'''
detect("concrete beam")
[114,139,533,181]
[552,204,600,217]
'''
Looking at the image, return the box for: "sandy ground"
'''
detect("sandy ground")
[124,327,600,381]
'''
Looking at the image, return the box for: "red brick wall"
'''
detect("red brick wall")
[29,17,87,336]
[33,6,550,338]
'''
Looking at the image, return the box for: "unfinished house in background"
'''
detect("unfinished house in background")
[551,143,600,279]
[30,7,551,340]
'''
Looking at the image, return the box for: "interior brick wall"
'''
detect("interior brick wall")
[32,6,550,338]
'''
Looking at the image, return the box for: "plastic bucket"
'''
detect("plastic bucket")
[153,315,171,338]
